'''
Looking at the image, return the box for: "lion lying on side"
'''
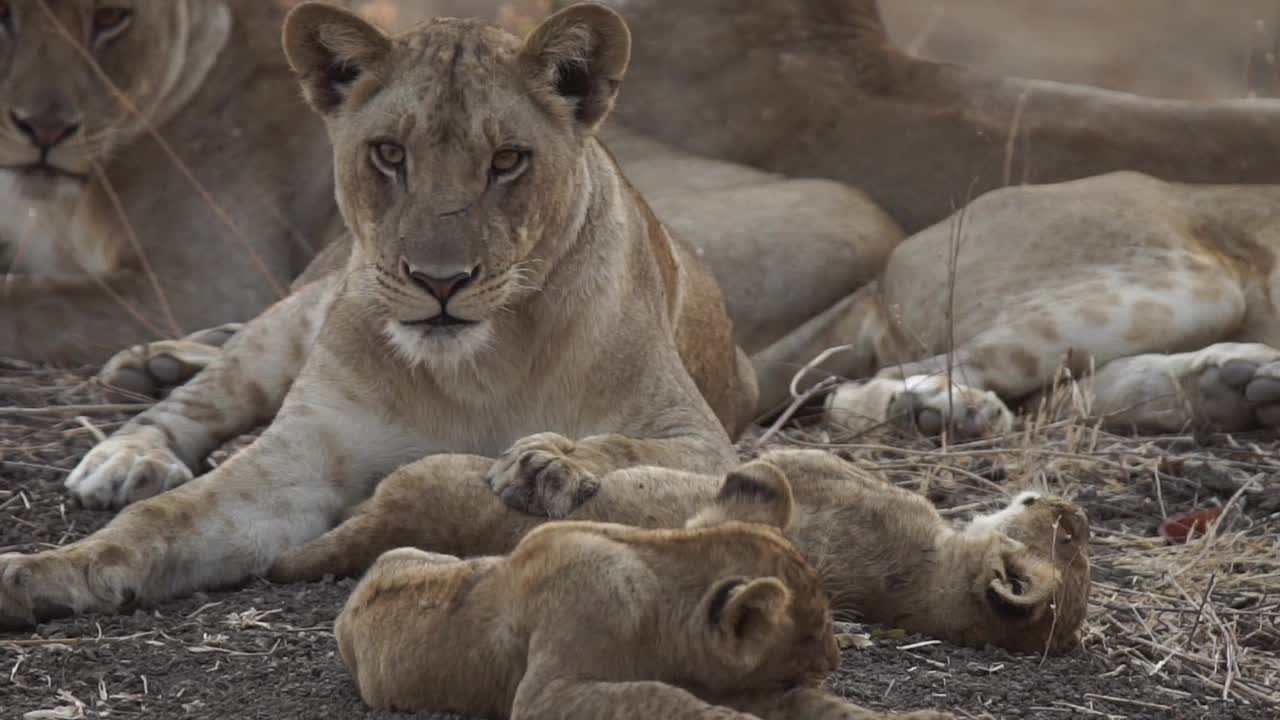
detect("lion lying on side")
[336,461,951,719]
[276,448,1091,657]
[0,0,339,365]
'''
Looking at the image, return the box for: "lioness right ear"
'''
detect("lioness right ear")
[687,460,795,531]
[519,2,631,132]
[283,2,392,116]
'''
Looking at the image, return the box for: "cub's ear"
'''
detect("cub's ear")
[519,2,630,131]
[686,460,795,531]
[704,577,792,671]
[979,538,1060,622]
[283,2,392,116]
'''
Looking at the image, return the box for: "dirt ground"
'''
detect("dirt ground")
[1,362,1277,719]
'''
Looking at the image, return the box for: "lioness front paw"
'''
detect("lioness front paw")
[486,432,600,518]
[64,429,192,509]
[0,550,103,631]
[827,374,1013,440]
[99,323,242,398]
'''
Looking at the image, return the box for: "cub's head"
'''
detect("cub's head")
[682,459,840,694]
[0,1,227,199]
[282,2,630,360]
[964,491,1092,654]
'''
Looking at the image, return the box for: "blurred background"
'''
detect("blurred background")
[324,0,1279,100]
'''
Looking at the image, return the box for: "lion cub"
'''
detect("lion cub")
[277,449,1089,657]
[753,450,1091,655]
[335,468,951,719]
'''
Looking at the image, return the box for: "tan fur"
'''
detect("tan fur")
[333,466,949,719]
[774,174,1280,439]
[271,449,1090,657]
[0,0,339,365]
[0,2,755,630]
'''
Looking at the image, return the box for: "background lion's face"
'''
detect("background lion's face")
[0,0,182,198]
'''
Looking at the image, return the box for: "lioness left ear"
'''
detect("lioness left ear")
[282,2,392,116]
[519,2,631,131]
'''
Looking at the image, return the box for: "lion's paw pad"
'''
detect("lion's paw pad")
[64,433,192,510]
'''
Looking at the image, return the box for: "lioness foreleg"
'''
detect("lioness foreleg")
[487,424,733,518]
[64,278,335,509]
[0,379,421,629]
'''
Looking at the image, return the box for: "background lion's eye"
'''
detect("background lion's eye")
[375,142,405,167]
[491,150,523,173]
[93,7,132,34]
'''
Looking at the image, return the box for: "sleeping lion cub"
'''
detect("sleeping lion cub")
[278,448,1091,656]
[0,2,754,629]
[337,463,951,719]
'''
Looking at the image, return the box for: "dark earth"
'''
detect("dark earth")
[1,362,1276,720]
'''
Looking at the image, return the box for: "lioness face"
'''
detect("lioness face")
[284,3,632,360]
[0,0,181,198]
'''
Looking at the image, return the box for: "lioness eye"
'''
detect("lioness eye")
[94,6,132,34]
[491,149,523,174]
[374,142,405,167]
[0,2,11,26]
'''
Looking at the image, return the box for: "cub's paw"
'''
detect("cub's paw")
[64,429,192,510]
[486,432,600,519]
[99,323,243,399]
[827,374,1012,440]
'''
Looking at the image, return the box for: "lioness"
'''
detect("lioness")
[0,0,339,364]
[274,448,1090,656]
[336,466,950,719]
[756,174,1280,439]
[607,0,1280,235]
[0,2,754,627]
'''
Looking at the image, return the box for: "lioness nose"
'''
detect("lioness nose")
[10,111,80,150]
[406,266,477,303]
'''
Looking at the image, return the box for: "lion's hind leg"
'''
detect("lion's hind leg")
[1080,342,1280,432]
